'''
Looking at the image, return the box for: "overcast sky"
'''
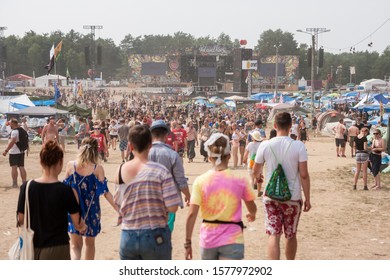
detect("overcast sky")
[1,0,390,54]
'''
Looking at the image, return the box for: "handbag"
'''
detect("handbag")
[8,180,35,260]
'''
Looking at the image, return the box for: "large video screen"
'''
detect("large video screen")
[141,62,167,76]
[259,63,285,77]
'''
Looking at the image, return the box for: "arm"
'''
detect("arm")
[3,136,17,156]
[244,200,257,222]
[185,204,200,260]
[299,161,311,212]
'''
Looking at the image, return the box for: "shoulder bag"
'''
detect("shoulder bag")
[8,180,35,260]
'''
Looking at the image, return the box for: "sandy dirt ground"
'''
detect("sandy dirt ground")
[0,132,389,260]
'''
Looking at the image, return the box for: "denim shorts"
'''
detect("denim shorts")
[200,243,244,260]
[120,227,172,260]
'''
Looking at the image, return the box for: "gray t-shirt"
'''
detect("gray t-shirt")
[118,124,130,141]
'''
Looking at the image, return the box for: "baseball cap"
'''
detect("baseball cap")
[150,120,169,131]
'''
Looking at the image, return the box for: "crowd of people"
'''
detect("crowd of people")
[3,89,387,260]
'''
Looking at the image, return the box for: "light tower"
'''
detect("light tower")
[83,25,103,81]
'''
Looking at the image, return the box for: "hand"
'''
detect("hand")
[246,213,256,222]
[256,174,264,184]
[185,246,192,260]
[2,151,7,157]
[185,195,190,206]
[303,200,311,212]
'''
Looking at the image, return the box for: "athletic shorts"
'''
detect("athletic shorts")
[200,243,244,260]
[356,151,369,163]
[263,200,302,239]
[335,138,346,148]
[9,153,25,167]
[119,140,128,152]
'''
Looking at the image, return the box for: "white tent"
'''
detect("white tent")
[35,74,67,87]
[359,79,389,91]
[0,94,35,114]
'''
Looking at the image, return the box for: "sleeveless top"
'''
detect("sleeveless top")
[63,162,109,237]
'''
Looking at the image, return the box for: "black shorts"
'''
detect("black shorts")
[178,148,185,157]
[9,153,25,167]
[110,135,118,140]
[335,138,346,148]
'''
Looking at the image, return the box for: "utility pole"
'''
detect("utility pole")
[0,26,7,95]
[297,28,330,116]
[83,25,103,84]
[274,43,282,101]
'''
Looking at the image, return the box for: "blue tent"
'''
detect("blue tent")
[368,114,389,125]
[9,102,30,109]
[32,99,56,106]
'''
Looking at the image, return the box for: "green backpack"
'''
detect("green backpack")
[264,141,297,202]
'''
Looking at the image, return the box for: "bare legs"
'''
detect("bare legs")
[232,146,238,168]
[267,235,298,260]
[353,162,368,190]
[11,166,27,187]
[70,234,96,260]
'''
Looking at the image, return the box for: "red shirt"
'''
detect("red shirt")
[172,128,187,149]
[91,133,105,152]
[165,132,176,150]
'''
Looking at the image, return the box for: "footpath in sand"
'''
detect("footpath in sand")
[0,134,389,260]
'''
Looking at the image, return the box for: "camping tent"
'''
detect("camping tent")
[267,104,310,122]
[0,94,35,113]
[359,79,389,91]
[316,110,345,132]
[6,106,69,119]
[35,74,67,87]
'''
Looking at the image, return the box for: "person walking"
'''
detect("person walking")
[108,119,119,151]
[185,120,198,163]
[199,122,211,162]
[2,119,27,188]
[148,120,191,232]
[114,125,182,260]
[333,118,347,157]
[117,119,130,163]
[63,137,118,260]
[17,140,86,260]
[348,122,360,158]
[185,133,257,260]
[353,127,369,190]
[370,129,385,190]
[253,112,311,260]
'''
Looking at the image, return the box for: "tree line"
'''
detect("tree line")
[1,29,389,86]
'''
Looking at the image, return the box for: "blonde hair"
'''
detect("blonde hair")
[77,137,99,167]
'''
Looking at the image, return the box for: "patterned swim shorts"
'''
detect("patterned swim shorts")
[119,140,128,152]
[263,200,302,239]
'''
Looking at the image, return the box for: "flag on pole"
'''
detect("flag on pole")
[54,40,63,62]
[44,44,55,74]
[54,82,61,103]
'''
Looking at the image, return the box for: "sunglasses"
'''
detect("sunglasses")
[373,132,379,135]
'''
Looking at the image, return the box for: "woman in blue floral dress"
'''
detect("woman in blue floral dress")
[64,137,118,260]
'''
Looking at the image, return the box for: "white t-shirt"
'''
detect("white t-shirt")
[255,136,308,201]
[290,123,298,135]
[246,141,261,165]
[9,129,21,154]
[109,124,118,136]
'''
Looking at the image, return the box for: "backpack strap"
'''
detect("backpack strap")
[268,140,299,195]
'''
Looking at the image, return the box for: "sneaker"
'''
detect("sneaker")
[363,186,369,190]
[353,185,357,190]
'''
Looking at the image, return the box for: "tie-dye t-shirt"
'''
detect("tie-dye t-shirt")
[191,169,256,249]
